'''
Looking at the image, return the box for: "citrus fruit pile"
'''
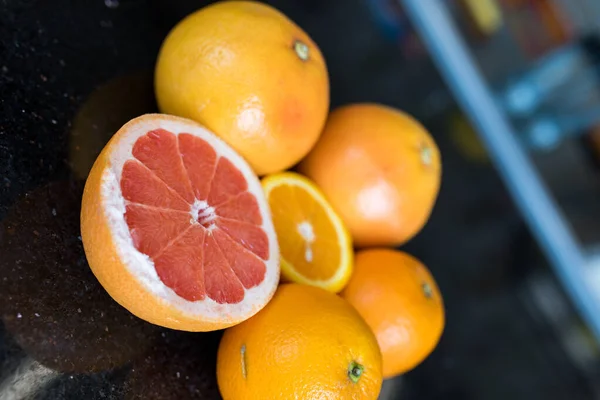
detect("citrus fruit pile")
[80,1,445,398]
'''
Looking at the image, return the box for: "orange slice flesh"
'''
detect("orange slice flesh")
[80,114,279,331]
[262,172,353,293]
[270,185,340,280]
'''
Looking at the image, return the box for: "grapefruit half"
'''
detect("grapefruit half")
[80,114,279,331]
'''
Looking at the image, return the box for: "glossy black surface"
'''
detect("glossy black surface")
[0,181,159,372]
[1,1,223,398]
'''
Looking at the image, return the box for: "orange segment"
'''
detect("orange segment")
[178,133,218,201]
[121,161,189,211]
[154,225,205,301]
[214,192,263,225]
[216,218,269,260]
[124,204,190,258]
[262,172,353,293]
[203,234,245,304]
[132,129,195,203]
[269,185,340,280]
[208,158,248,206]
[213,229,266,289]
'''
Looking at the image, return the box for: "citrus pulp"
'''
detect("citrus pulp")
[262,172,353,292]
[80,114,279,331]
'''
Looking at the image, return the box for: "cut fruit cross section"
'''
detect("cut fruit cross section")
[262,172,352,293]
[80,114,279,331]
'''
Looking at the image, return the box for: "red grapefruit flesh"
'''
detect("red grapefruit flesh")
[80,114,279,331]
[122,130,269,302]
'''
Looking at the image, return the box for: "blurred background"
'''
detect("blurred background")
[2,0,600,398]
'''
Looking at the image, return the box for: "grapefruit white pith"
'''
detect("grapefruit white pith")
[80,114,279,331]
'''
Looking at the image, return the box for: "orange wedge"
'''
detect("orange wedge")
[261,172,353,292]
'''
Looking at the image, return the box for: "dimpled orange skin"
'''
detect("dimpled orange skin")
[298,104,441,247]
[217,284,383,400]
[154,1,329,175]
[340,249,445,378]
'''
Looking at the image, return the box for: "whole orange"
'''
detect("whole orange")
[155,1,329,175]
[340,249,444,378]
[217,284,383,400]
[298,103,441,247]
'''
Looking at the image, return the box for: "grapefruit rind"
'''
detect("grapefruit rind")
[81,114,279,331]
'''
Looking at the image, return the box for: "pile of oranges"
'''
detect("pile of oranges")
[82,1,445,399]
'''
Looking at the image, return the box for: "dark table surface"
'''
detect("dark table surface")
[1,1,227,398]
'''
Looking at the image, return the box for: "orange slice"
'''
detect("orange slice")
[261,172,352,293]
[80,114,279,331]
